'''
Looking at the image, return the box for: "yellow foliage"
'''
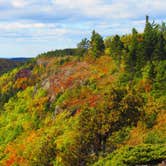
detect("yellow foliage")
[154,110,166,131]
[14,77,28,90]
[126,122,147,146]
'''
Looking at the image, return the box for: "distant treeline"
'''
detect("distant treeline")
[0,58,32,76]
[10,58,32,62]
[0,59,21,75]
[38,48,79,57]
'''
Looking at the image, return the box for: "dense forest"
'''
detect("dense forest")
[0,59,23,76]
[0,16,166,166]
[0,58,30,76]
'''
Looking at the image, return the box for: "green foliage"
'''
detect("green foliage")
[90,30,105,57]
[24,133,56,166]
[0,124,23,144]
[77,38,90,56]
[38,48,78,58]
[93,144,166,166]
[0,68,20,109]
[152,60,166,98]
[0,16,165,166]
[144,17,158,61]
[144,131,166,144]
[145,112,157,128]
[0,87,49,146]
[74,88,144,165]
[109,35,124,63]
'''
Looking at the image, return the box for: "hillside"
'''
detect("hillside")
[0,58,20,75]
[0,17,166,166]
[0,58,24,75]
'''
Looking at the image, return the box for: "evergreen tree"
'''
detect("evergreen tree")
[77,38,90,56]
[110,35,124,64]
[135,39,145,72]
[143,16,158,62]
[160,22,166,35]
[153,32,166,60]
[127,28,138,74]
[104,36,113,49]
[90,30,105,57]
[77,38,90,50]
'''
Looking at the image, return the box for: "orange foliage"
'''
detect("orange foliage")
[26,131,38,143]
[14,77,28,90]
[63,90,101,110]
[4,144,27,166]
[154,110,166,131]
[137,79,152,93]
[126,122,146,146]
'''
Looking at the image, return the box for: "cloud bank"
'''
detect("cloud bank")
[0,0,165,57]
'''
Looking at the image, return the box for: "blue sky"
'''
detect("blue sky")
[0,0,166,58]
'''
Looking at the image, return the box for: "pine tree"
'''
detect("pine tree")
[153,32,165,60]
[127,28,138,74]
[110,35,124,64]
[77,38,90,56]
[77,38,89,50]
[144,16,158,62]
[90,30,105,57]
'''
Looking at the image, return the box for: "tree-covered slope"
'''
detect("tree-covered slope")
[0,16,166,166]
[0,58,22,75]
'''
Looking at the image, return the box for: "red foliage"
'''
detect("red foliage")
[4,143,27,166]
[15,69,31,79]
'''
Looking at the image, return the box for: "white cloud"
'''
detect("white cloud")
[53,0,166,19]
[0,21,72,41]
[53,0,99,8]
[11,0,29,8]
[0,0,166,57]
[0,22,49,30]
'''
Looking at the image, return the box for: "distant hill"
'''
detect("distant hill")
[10,57,31,62]
[0,58,31,75]
[0,58,21,75]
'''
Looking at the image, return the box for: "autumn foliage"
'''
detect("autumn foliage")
[0,17,166,166]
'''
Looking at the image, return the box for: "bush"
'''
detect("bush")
[93,144,166,166]
[144,131,166,144]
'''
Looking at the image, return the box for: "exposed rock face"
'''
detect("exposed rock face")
[41,78,50,90]
[36,58,50,66]
[48,61,90,96]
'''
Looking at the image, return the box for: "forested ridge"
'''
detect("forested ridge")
[0,16,166,166]
[0,59,23,76]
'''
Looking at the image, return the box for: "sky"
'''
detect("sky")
[0,0,166,58]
